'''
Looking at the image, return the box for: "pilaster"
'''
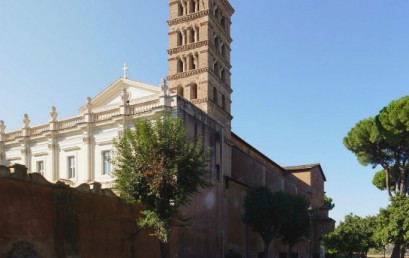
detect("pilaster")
[0,121,5,165]
[82,99,95,182]
[48,107,59,182]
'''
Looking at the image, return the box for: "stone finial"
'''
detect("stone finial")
[121,87,130,104]
[50,106,58,122]
[0,120,5,134]
[161,78,168,96]
[85,97,93,112]
[22,114,30,128]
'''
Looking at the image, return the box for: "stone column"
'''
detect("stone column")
[48,134,59,182]
[82,98,95,182]
[82,128,94,182]
[0,121,5,165]
[20,114,31,169]
[48,107,59,182]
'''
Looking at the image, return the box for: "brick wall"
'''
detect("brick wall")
[0,164,159,258]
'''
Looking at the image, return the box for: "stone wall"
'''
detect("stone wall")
[0,164,159,258]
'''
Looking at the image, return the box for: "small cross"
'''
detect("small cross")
[122,62,128,79]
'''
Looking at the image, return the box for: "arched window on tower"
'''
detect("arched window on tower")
[194,27,199,42]
[190,83,198,99]
[177,58,184,73]
[221,44,225,57]
[214,36,220,50]
[222,95,226,110]
[177,86,184,97]
[221,16,226,28]
[188,0,195,14]
[213,87,218,105]
[178,2,185,16]
[188,28,195,44]
[221,69,226,82]
[214,62,220,76]
[177,31,183,46]
[188,54,196,70]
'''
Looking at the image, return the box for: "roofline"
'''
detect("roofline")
[231,132,286,174]
[285,163,327,181]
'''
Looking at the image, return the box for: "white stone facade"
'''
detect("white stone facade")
[0,78,177,188]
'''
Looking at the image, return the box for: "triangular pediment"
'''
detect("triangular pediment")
[78,77,161,113]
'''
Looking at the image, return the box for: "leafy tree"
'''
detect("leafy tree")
[242,187,292,258]
[280,194,310,257]
[324,194,335,210]
[113,112,210,258]
[344,96,409,257]
[375,195,409,258]
[344,96,409,197]
[323,214,377,258]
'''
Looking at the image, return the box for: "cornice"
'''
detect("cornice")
[168,10,210,26]
[220,0,235,16]
[168,40,209,55]
[208,44,232,70]
[191,98,233,120]
[208,13,232,43]
[167,67,209,81]
[208,69,232,93]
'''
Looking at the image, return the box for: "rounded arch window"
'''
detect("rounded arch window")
[190,83,198,99]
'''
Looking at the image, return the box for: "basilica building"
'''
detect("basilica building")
[0,0,334,257]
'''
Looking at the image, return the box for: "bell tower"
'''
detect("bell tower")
[167,0,234,137]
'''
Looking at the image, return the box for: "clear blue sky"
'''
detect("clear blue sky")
[1,1,408,224]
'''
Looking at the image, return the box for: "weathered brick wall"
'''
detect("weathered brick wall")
[0,165,159,258]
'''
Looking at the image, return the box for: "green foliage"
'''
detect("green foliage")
[372,169,396,192]
[324,214,377,258]
[374,195,409,249]
[280,194,310,252]
[242,187,310,258]
[113,112,210,244]
[324,194,335,210]
[344,95,409,196]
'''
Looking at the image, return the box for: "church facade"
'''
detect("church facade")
[0,0,334,257]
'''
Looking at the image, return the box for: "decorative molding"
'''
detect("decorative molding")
[33,152,49,157]
[168,41,209,55]
[167,10,210,26]
[62,146,81,152]
[8,156,21,161]
[167,67,209,81]
[97,140,115,146]
[209,14,232,43]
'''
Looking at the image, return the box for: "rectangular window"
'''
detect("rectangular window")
[36,161,44,175]
[102,151,112,175]
[67,156,75,179]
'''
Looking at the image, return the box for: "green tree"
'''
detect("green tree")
[375,195,409,258]
[113,112,210,258]
[280,194,310,258]
[344,96,409,197]
[324,194,335,210]
[242,187,291,258]
[323,214,377,258]
[344,96,409,257]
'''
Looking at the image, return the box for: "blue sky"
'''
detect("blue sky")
[1,1,408,224]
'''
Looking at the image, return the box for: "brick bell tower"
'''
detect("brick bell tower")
[167,0,234,139]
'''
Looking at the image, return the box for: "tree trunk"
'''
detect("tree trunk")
[391,244,401,258]
[263,240,270,258]
[159,241,170,258]
[399,246,406,258]
[288,243,293,258]
[385,168,392,197]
